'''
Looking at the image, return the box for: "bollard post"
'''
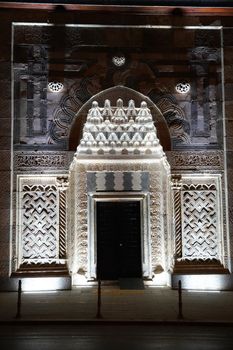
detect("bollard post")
[177,279,183,319]
[15,279,22,319]
[96,279,103,319]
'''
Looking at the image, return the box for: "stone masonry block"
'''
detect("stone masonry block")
[227,151,233,169]
[225,84,233,101]
[0,63,11,80]
[224,65,233,83]
[225,120,233,138]
[0,209,11,241]
[0,136,11,150]
[223,28,233,47]
[224,47,233,65]
[0,80,11,99]
[0,99,11,118]
[225,103,233,119]
[0,151,11,170]
[226,137,233,151]
[0,118,11,136]
[0,243,10,259]
[0,194,11,210]
[0,261,9,277]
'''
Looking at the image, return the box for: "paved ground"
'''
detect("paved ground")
[1,286,233,323]
[1,324,233,350]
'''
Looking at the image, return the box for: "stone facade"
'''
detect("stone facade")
[0,4,233,290]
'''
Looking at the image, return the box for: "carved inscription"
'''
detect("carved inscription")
[167,151,223,169]
[15,153,66,168]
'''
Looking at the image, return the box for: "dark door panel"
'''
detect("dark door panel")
[97,201,142,280]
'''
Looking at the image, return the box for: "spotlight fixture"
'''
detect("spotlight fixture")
[175,81,191,94]
[48,81,64,92]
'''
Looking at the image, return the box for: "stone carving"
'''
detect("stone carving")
[21,184,58,264]
[48,77,97,146]
[76,99,164,157]
[87,171,150,192]
[112,55,126,67]
[69,97,171,282]
[172,176,223,265]
[14,25,50,44]
[14,152,72,170]
[75,171,88,275]
[171,176,182,260]
[17,177,68,266]
[48,81,191,148]
[155,96,190,145]
[175,82,191,94]
[56,176,69,259]
[14,26,223,150]
[189,47,221,63]
[182,188,218,260]
[167,151,223,169]
[150,170,167,273]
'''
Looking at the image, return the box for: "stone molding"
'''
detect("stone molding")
[14,150,224,171]
[166,151,224,169]
[14,151,74,170]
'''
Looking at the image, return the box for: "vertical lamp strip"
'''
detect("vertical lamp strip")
[172,176,182,260]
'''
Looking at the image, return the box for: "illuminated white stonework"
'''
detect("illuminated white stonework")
[16,175,68,268]
[15,97,228,289]
[77,99,164,158]
[172,175,225,265]
[69,98,171,284]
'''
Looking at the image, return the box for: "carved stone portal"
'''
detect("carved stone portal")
[15,95,228,286]
[68,97,171,284]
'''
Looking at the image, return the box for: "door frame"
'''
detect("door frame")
[87,192,151,280]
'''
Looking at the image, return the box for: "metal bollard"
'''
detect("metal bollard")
[15,280,22,319]
[96,279,103,319]
[177,280,184,319]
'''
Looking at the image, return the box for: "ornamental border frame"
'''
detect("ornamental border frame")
[87,192,151,280]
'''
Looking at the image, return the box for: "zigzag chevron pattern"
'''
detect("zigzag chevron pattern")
[182,190,218,260]
[22,186,58,260]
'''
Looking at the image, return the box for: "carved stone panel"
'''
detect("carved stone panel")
[182,184,219,260]
[172,175,226,268]
[17,175,68,267]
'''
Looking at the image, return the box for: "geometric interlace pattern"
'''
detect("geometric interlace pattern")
[182,190,218,260]
[21,185,58,262]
